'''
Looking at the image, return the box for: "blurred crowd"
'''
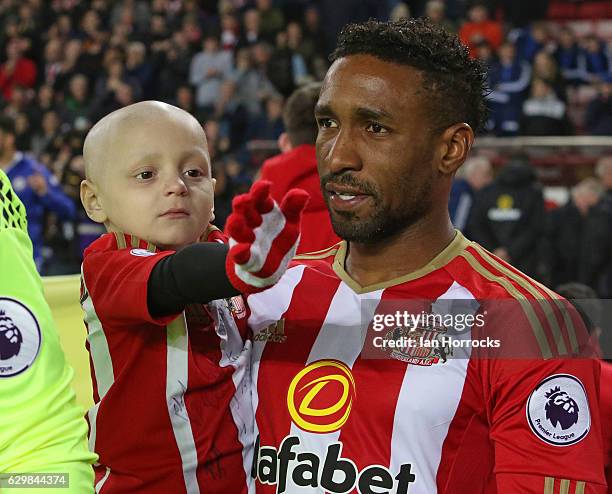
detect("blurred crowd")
[450,154,612,298]
[0,0,610,281]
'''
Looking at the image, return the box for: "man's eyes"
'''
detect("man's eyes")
[366,122,389,134]
[317,118,338,129]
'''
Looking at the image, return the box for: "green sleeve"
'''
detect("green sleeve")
[0,170,96,493]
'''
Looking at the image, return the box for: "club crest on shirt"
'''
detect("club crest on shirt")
[0,297,42,378]
[380,318,453,366]
[254,319,286,343]
[526,374,590,446]
[227,296,247,319]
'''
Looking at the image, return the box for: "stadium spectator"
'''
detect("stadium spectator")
[531,50,566,100]
[546,178,604,287]
[579,34,610,84]
[301,4,330,62]
[585,76,612,136]
[220,12,240,51]
[59,74,93,131]
[511,22,551,63]
[487,41,532,135]
[232,44,280,117]
[238,8,263,48]
[584,156,612,298]
[31,110,61,157]
[189,34,233,117]
[459,3,503,58]
[449,155,493,232]
[246,95,284,142]
[424,0,456,33]
[258,82,340,253]
[0,115,74,271]
[521,78,571,135]
[255,0,285,42]
[468,157,545,277]
[0,37,37,101]
[125,41,154,98]
[213,80,248,149]
[554,26,583,85]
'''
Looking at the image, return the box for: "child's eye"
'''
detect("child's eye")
[136,171,154,180]
[185,169,203,178]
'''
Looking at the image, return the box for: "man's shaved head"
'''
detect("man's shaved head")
[83,101,208,184]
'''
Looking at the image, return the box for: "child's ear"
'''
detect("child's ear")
[80,179,108,224]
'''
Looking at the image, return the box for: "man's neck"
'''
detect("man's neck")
[344,211,456,288]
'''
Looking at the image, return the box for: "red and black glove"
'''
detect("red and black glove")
[225,181,309,294]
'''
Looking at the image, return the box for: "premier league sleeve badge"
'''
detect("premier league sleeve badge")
[0,297,42,378]
[526,374,591,447]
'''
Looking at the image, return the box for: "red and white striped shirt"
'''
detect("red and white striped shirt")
[81,230,253,494]
[246,231,606,494]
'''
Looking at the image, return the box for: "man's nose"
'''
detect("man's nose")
[323,128,362,175]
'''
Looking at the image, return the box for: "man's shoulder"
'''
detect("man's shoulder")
[452,240,557,301]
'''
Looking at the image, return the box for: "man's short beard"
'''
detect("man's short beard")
[329,178,434,244]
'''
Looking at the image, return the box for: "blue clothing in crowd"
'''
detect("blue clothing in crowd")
[449,178,474,232]
[5,152,75,269]
[487,59,532,135]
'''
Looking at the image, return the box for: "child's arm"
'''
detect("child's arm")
[148,181,309,317]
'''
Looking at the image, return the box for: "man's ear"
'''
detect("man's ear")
[80,179,108,223]
[437,123,474,175]
[277,132,293,153]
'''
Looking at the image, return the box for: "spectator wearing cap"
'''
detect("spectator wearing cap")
[189,35,233,117]
[0,116,74,271]
[0,37,37,102]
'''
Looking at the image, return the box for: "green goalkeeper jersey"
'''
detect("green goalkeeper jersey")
[0,170,96,492]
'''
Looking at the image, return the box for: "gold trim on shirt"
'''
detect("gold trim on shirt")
[331,230,470,295]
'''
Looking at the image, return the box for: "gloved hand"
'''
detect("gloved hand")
[225,180,309,294]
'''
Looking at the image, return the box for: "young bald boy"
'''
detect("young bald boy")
[79,101,307,494]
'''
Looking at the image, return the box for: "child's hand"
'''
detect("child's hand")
[225,181,309,294]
